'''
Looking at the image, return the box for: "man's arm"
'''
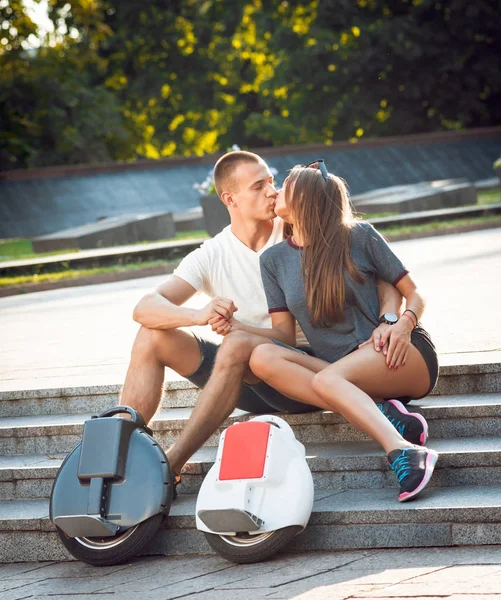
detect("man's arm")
[133,275,237,330]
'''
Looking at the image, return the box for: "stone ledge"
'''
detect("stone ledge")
[0,378,194,402]
[2,126,499,181]
[4,487,501,561]
[1,397,501,449]
[3,485,501,532]
[2,205,501,277]
[3,437,501,477]
[1,437,500,497]
[0,362,499,402]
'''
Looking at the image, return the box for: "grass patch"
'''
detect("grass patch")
[0,239,80,260]
[0,259,177,288]
[143,229,208,242]
[379,214,501,237]
[359,211,398,219]
[0,230,209,261]
[478,189,501,205]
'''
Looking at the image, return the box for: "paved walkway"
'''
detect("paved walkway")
[2,545,501,599]
[1,228,500,393]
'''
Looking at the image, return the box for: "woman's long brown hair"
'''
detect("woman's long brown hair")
[286,167,363,326]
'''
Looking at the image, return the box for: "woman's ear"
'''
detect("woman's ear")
[221,191,236,208]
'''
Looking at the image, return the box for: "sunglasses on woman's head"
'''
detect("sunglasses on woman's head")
[300,159,329,183]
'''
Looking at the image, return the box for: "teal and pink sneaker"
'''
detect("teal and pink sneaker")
[388,447,438,502]
[377,399,428,446]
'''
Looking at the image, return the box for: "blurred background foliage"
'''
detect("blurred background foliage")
[1,0,500,170]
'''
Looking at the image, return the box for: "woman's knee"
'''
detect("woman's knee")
[312,369,344,399]
[249,343,278,378]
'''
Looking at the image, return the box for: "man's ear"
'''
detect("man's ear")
[220,191,236,208]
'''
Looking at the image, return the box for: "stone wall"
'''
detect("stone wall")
[1,128,500,238]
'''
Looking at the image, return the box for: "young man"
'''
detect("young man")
[120,150,411,492]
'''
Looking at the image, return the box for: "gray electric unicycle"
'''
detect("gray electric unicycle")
[50,406,173,566]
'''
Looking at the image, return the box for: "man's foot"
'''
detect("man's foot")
[172,474,182,501]
[377,399,428,446]
[388,447,438,502]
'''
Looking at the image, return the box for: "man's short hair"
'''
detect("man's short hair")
[213,151,262,197]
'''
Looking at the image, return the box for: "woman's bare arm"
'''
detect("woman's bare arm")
[211,310,297,346]
[380,273,426,369]
[377,277,404,317]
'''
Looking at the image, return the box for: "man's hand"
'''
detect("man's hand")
[196,297,238,326]
[359,323,392,354]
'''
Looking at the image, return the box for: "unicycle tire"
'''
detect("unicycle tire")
[203,526,302,564]
[56,513,164,566]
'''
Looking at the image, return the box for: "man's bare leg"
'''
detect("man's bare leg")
[121,326,202,424]
[166,331,266,475]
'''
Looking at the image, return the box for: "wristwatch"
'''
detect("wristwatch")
[378,312,399,325]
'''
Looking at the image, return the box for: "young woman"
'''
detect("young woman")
[248,161,439,502]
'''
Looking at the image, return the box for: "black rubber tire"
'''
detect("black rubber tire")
[203,526,302,564]
[56,514,164,566]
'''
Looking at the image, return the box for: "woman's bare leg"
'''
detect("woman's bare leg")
[251,342,436,501]
[311,343,430,454]
[249,343,332,408]
[250,342,430,454]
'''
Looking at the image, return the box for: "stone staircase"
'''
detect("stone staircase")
[1,361,500,563]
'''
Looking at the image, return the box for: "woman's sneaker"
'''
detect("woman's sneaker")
[388,447,438,502]
[377,399,428,446]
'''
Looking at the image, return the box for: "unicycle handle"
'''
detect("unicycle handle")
[96,406,147,428]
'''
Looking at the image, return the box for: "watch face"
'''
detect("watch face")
[384,312,399,324]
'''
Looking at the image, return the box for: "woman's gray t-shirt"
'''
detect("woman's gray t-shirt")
[259,221,408,363]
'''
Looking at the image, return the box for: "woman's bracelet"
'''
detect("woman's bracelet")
[401,313,416,328]
[404,308,418,323]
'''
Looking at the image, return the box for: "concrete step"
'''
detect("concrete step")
[1,362,499,418]
[3,485,501,562]
[0,380,197,418]
[0,392,500,455]
[2,437,501,501]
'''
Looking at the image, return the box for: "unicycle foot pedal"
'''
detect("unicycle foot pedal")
[197,509,264,533]
[54,515,119,538]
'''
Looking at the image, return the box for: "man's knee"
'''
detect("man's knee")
[215,330,260,369]
[131,326,177,361]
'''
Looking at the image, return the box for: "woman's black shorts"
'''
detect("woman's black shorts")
[408,325,439,399]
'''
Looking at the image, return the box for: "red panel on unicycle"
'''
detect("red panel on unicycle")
[219,422,271,480]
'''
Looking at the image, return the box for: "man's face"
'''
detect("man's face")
[229,161,277,221]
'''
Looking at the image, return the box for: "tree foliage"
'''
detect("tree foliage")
[1,0,500,170]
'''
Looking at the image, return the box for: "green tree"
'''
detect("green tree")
[1,0,500,169]
[249,0,501,143]
[0,0,138,169]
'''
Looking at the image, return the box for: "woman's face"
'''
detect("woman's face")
[274,177,294,223]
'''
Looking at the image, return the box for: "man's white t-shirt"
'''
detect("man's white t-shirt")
[173,218,284,328]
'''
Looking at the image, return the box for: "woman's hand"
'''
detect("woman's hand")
[358,323,392,355]
[380,319,414,369]
[208,315,243,336]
